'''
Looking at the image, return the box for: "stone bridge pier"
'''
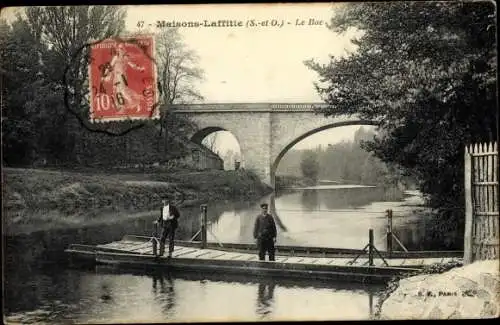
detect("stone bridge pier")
[173,103,378,188]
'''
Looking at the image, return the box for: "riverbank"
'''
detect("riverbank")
[376,259,499,319]
[275,175,313,191]
[3,167,273,236]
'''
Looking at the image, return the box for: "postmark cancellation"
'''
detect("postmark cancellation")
[88,34,159,123]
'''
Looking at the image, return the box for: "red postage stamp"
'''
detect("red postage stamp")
[88,35,159,122]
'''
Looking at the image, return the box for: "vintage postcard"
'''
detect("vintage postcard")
[1,2,498,324]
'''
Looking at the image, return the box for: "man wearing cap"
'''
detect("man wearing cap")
[253,203,277,261]
[154,198,181,258]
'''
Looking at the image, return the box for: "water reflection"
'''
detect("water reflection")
[269,192,288,232]
[152,272,176,317]
[301,189,319,211]
[3,184,458,324]
[94,266,383,322]
[5,186,431,270]
[256,281,276,318]
[206,187,426,249]
[5,185,425,265]
[4,260,386,323]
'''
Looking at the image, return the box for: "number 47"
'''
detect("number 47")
[137,21,144,28]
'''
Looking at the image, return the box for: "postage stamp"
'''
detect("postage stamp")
[88,35,159,122]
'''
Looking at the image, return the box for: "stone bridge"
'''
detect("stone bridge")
[171,103,378,187]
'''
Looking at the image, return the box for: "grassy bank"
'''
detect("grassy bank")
[3,167,272,235]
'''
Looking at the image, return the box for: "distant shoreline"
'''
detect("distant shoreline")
[291,184,378,190]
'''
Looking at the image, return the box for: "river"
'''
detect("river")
[3,185,434,323]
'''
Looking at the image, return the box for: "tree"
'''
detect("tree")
[2,7,204,167]
[156,27,204,105]
[300,150,320,183]
[154,28,204,158]
[26,6,126,120]
[1,18,42,165]
[305,2,497,245]
[2,6,128,165]
[1,16,71,165]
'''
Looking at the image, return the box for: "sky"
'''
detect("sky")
[123,3,359,103]
[1,4,367,153]
[121,3,365,153]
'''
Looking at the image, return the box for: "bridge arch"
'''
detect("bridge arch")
[191,127,226,144]
[172,103,380,187]
[270,120,379,187]
[191,127,244,170]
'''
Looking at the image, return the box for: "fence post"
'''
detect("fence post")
[464,145,473,264]
[369,229,374,266]
[386,209,393,257]
[200,204,208,249]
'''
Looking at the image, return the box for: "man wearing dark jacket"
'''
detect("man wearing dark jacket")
[154,198,180,258]
[253,203,277,261]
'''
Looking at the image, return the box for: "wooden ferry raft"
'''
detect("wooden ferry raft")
[65,235,463,284]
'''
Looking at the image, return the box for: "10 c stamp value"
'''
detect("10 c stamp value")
[88,35,159,122]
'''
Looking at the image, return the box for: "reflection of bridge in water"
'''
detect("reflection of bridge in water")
[172,103,378,187]
[206,186,393,243]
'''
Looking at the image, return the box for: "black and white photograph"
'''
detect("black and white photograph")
[1,1,498,323]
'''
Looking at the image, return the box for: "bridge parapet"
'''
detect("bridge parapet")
[171,102,333,113]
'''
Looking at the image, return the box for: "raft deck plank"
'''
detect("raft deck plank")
[170,247,191,255]
[230,254,252,261]
[274,257,288,263]
[68,238,463,284]
[213,252,242,260]
[283,256,305,264]
[98,240,461,268]
[98,242,138,251]
[127,242,154,252]
[197,251,228,260]
[174,249,201,258]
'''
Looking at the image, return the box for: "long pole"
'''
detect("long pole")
[386,209,393,257]
[368,229,374,266]
[200,204,207,249]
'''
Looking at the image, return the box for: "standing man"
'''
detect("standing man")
[154,198,180,258]
[253,203,277,261]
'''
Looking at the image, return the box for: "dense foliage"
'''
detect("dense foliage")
[305,2,497,245]
[299,150,320,183]
[1,6,202,168]
[278,127,414,188]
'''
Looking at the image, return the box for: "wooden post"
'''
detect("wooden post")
[200,204,208,249]
[464,145,473,264]
[386,209,393,256]
[152,222,158,256]
[369,229,374,266]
